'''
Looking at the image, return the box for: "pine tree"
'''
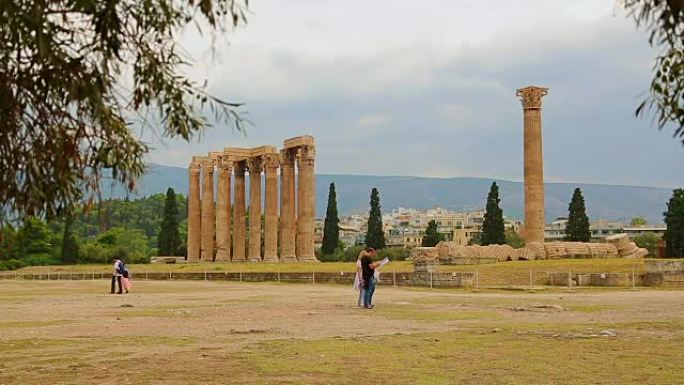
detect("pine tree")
[421,220,444,247]
[365,187,386,249]
[564,188,591,242]
[663,188,684,258]
[481,182,505,245]
[158,188,180,256]
[61,214,79,264]
[321,183,340,255]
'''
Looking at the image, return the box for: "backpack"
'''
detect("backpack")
[118,261,129,278]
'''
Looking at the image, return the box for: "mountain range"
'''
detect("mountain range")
[100,164,674,224]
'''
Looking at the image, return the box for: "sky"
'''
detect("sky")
[145,0,684,188]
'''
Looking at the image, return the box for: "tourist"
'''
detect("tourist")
[110,257,123,294]
[361,248,387,309]
[354,249,368,307]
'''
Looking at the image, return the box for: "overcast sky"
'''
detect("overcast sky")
[145,0,684,188]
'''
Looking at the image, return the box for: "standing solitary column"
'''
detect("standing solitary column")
[187,159,201,262]
[280,149,297,262]
[248,157,263,261]
[233,161,247,261]
[516,86,548,244]
[263,153,279,262]
[215,156,232,261]
[296,145,317,261]
[200,158,216,262]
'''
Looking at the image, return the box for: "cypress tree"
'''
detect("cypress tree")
[365,187,386,249]
[564,188,591,242]
[321,183,340,255]
[61,214,79,264]
[421,220,444,247]
[481,182,505,245]
[663,188,684,258]
[158,188,180,255]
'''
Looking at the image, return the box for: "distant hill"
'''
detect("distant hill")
[101,164,673,224]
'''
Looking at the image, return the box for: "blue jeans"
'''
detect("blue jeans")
[363,276,376,307]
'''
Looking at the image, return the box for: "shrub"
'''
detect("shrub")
[377,247,410,261]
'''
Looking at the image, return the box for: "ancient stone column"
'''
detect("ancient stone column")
[186,159,201,262]
[263,153,280,262]
[516,86,549,244]
[296,145,317,261]
[232,161,247,261]
[279,149,297,262]
[247,157,263,261]
[215,156,232,261]
[200,158,216,262]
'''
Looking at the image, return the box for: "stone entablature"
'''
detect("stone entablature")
[187,136,317,262]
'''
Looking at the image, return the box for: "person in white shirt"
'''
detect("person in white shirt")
[111,258,123,294]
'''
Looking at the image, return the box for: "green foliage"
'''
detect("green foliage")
[564,188,591,242]
[633,232,661,257]
[421,220,445,247]
[663,188,684,258]
[377,247,411,261]
[319,245,366,263]
[81,227,150,264]
[625,1,684,142]
[481,182,505,245]
[468,233,481,246]
[630,216,649,226]
[158,188,181,256]
[505,229,525,249]
[322,183,341,255]
[365,188,386,250]
[0,0,248,222]
[0,225,17,261]
[17,218,52,255]
[61,215,79,264]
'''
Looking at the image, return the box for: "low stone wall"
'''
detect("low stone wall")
[0,271,475,289]
[548,272,641,287]
[645,259,684,273]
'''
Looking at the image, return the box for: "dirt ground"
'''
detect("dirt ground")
[1,280,683,384]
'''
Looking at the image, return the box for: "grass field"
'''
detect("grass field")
[11,258,648,287]
[1,279,683,384]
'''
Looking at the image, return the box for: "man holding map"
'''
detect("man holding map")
[360,247,389,309]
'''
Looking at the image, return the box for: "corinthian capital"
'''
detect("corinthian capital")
[297,145,315,168]
[189,161,201,175]
[516,86,548,109]
[263,153,280,170]
[246,156,263,173]
[217,156,233,172]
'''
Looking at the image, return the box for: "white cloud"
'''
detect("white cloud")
[145,1,684,188]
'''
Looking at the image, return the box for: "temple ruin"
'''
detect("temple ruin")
[186,136,317,262]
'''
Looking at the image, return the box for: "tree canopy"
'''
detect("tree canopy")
[564,188,591,242]
[321,183,341,255]
[663,188,684,257]
[421,220,444,247]
[365,188,386,250]
[0,0,248,222]
[481,182,505,245]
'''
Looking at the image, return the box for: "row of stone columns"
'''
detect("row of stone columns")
[186,136,317,262]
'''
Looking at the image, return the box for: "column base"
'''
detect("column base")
[280,255,297,263]
[200,252,214,262]
[262,255,279,262]
[297,255,319,262]
[186,255,200,263]
[215,249,231,262]
[248,257,262,263]
[231,255,247,262]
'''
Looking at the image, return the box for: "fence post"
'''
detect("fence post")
[145,269,148,281]
[393,269,396,288]
[429,271,433,289]
[632,268,636,289]
[204,268,207,281]
[312,265,315,284]
[277,266,280,283]
[475,268,479,291]
[168,269,172,280]
[568,269,572,290]
[529,269,533,287]
[239,271,242,282]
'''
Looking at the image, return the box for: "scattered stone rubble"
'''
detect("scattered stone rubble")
[411,233,648,267]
